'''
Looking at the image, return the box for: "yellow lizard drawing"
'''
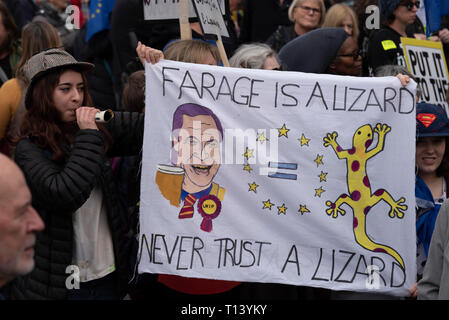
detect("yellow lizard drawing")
[323,123,407,269]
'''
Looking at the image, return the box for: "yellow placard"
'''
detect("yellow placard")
[401,37,449,79]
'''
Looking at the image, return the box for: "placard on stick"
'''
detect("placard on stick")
[143,0,226,22]
[192,0,230,66]
[179,0,192,40]
[402,37,449,113]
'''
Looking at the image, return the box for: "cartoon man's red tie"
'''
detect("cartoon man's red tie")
[178,194,197,219]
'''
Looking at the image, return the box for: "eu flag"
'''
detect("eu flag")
[85,0,116,42]
[425,0,449,35]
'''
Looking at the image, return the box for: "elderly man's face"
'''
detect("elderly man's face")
[175,114,221,193]
[0,163,44,286]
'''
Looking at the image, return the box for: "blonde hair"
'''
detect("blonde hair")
[322,3,359,41]
[164,39,220,64]
[288,0,326,26]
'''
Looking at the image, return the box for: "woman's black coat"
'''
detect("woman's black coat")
[8,112,144,299]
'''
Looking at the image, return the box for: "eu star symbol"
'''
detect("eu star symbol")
[244,147,254,160]
[298,204,311,215]
[278,124,290,138]
[298,134,310,146]
[314,186,325,197]
[257,132,269,144]
[314,154,324,167]
[262,199,274,210]
[277,203,287,215]
[248,182,259,193]
[243,163,252,173]
[318,171,328,182]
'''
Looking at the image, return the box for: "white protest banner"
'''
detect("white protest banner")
[192,0,229,38]
[402,37,449,113]
[139,60,417,296]
[143,0,226,21]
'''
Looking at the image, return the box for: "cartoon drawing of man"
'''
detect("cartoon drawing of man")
[156,103,225,232]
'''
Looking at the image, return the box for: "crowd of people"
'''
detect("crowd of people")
[1,0,449,301]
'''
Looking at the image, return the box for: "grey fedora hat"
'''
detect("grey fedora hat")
[23,48,94,109]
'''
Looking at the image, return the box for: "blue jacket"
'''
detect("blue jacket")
[416,175,449,256]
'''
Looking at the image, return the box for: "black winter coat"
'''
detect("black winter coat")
[8,112,144,300]
[266,25,298,53]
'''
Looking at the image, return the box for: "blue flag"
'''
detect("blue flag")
[425,0,449,35]
[85,0,116,42]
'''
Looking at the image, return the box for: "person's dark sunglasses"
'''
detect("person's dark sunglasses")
[400,1,420,11]
[337,49,362,60]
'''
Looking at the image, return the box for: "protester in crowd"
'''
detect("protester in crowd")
[6,48,144,300]
[366,0,419,75]
[407,103,449,299]
[266,0,325,52]
[161,39,221,66]
[0,20,63,157]
[418,196,449,299]
[229,43,282,70]
[322,3,359,41]
[240,0,293,44]
[278,27,361,75]
[0,153,45,299]
[0,0,20,87]
[32,0,77,54]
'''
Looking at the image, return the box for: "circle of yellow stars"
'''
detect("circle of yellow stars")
[243,126,331,217]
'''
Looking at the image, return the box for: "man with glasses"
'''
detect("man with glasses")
[367,0,421,76]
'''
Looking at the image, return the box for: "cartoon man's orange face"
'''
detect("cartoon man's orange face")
[174,114,221,194]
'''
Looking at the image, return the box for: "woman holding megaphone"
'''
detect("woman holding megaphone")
[7,48,144,300]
